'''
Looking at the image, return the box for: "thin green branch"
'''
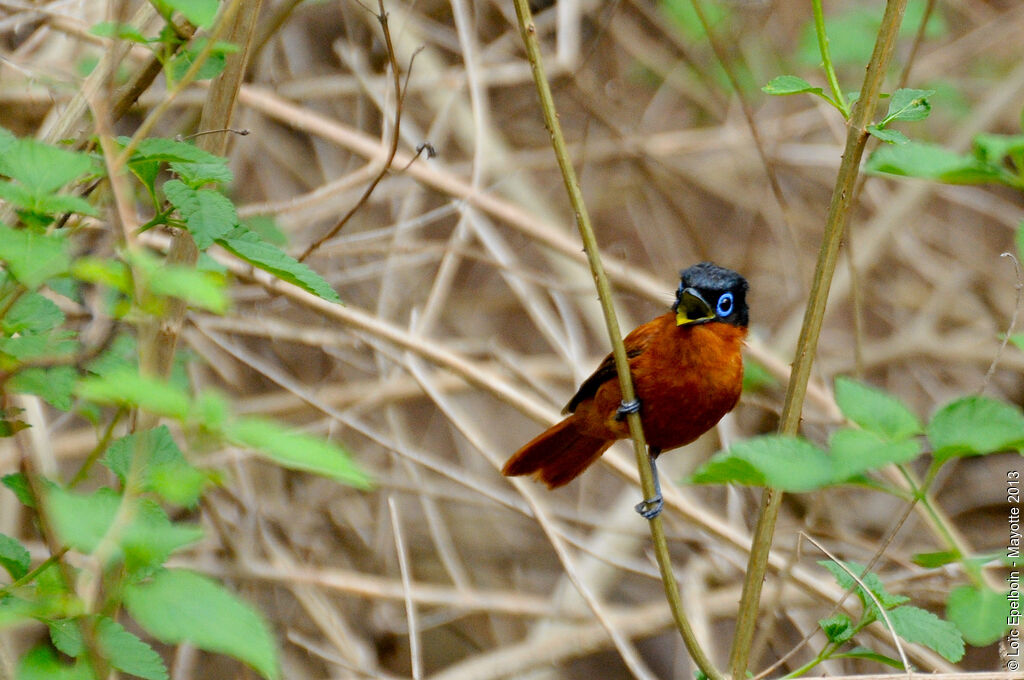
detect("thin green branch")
[813,0,850,119]
[728,1,909,677]
[510,2,723,679]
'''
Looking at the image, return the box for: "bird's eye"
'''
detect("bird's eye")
[716,292,734,317]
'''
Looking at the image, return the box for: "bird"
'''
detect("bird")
[502,262,748,519]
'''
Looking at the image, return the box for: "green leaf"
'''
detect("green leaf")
[128,137,226,166]
[3,291,65,334]
[828,429,921,481]
[51,616,168,680]
[741,357,777,392]
[128,249,229,313]
[865,142,1011,185]
[927,396,1024,460]
[160,0,219,28]
[690,435,833,491]
[97,616,169,680]
[71,256,133,294]
[834,377,923,441]
[124,569,280,680]
[77,369,191,421]
[0,532,31,580]
[170,159,233,187]
[819,613,854,643]
[866,126,909,145]
[46,486,203,569]
[911,550,960,568]
[762,75,824,97]
[0,225,71,288]
[1011,333,1024,353]
[15,645,92,680]
[90,21,150,42]
[946,584,1010,646]
[0,138,93,194]
[167,39,238,83]
[974,133,1024,167]
[9,365,77,410]
[163,180,237,249]
[216,226,341,303]
[880,88,935,125]
[104,426,211,507]
[819,560,910,612]
[887,605,964,663]
[32,192,99,217]
[45,486,121,555]
[226,417,371,488]
[2,472,36,507]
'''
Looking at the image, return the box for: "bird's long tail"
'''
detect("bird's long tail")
[502,417,612,488]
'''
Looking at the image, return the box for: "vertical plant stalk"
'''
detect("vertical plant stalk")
[511,2,723,679]
[812,0,850,118]
[727,1,908,677]
[136,0,263,392]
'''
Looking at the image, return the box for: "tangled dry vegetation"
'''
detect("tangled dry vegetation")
[2,0,1024,678]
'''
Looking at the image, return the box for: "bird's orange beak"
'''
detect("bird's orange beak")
[675,287,714,326]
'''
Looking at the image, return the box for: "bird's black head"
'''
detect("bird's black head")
[672,262,749,328]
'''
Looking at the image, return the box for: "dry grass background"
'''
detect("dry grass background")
[2,0,1024,678]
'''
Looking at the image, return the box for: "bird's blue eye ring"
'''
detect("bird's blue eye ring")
[716,292,734,317]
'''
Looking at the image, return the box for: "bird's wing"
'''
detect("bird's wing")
[562,314,667,414]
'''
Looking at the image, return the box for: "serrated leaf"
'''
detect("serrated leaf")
[866,142,1010,185]
[927,396,1024,460]
[9,365,77,410]
[819,613,854,643]
[124,569,279,680]
[834,377,923,441]
[32,192,98,217]
[163,180,236,249]
[128,137,225,165]
[888,605,964,662]
[818,560,910,612]
[97,616,169,680]
[3,291,65,334]
[226,417,371,488]
[170,160,233,187]
[0,224,71,289]
[0,532,31,580]
[690,435,833,491]
[946,584,1010,646]
[77,368,191,421]
[104,426,210,507]
[880,88,935,124]
[762,75,823,96]
[216,226,341,303]
[867,125,909,145]
[828,429,921,481]
[0,138,93,194]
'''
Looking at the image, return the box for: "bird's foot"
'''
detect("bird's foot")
[615,399,641,421]
[634,494,664,520]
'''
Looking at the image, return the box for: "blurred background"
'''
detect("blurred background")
[2,0,1023,677]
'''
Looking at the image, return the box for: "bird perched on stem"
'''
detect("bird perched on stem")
[502,262,748,518]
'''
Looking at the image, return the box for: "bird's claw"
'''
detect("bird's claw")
[634,494,663,519]
[616,399,641,421]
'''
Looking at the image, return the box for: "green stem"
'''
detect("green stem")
[813,0,850,118]
[728,2,908,677]
[510,3,723,679]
